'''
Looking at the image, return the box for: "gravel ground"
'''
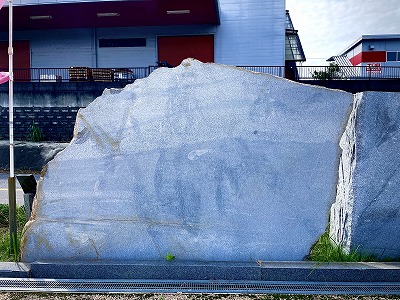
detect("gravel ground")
[0,294,399,300]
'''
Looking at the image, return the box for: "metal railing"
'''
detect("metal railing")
[241,65,400,80]
[1,65,400,82]
[238,66,285,77]
[0,67,155,83]
[296,65,400,80]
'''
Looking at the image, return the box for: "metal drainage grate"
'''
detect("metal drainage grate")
[0,279,399,295]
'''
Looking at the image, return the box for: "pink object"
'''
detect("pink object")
[0,0,7,10]
[0,72,10,84]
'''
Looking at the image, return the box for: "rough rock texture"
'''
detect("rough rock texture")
[330,92,400,259]
[21,59,352,262]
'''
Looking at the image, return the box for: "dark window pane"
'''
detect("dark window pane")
[387,51,397,61]
[99,38,146,48]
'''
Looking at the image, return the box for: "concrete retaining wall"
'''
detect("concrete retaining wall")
[0,141,68,172]
[0,82,125,107]
[300,79,400,94]
[0,107,79,142]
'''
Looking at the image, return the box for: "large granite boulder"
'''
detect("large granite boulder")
[330,92,400,259]
[21,59,352,262]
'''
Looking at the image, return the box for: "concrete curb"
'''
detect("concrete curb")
[20,261,400,282]
[0,262,30,278]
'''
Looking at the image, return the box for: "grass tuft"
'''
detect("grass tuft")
[0,204,27,262]
[308,230,377,262]
[166,252,176,261]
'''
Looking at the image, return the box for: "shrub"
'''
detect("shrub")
[29,121,43,142]
[312,63,341,80]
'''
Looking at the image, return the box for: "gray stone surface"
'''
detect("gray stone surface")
[20,59,352,263]
[330,92,400,259]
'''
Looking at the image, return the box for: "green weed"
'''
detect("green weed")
[308,230,377,262]
[166,252,176,261]
[0,204,27,227]
[0,204,27,262]
[29,121,43,142]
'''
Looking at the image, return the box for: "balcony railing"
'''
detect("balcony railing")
[1,65,400,82]
[242,65,400,80]
[294,65,400,80]
[238,66,285,77]
[0,67,156,83]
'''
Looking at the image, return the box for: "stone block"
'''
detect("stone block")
[20,59,352,262]
[330,92,400,259]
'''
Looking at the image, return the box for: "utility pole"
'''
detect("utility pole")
[7,0,17,258]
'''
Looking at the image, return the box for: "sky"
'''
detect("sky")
[286,0,400,65]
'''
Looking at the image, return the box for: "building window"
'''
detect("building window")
[99,38,146,48]
[387,51,400,61]
[387,51,396,61]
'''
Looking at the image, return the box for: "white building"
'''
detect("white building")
[329,34,400,78]
[0,0,286,73]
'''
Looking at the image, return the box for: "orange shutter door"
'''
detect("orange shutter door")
[0,42,8,70]
[157,35,214,67]
[0,41,30,81]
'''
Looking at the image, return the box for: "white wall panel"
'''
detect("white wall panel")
[215,0,285,66]
[26,29,95,68]
[95,27,156,68]
[344,44,362,60]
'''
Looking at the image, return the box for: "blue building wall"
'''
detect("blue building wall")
[360,39,400,67]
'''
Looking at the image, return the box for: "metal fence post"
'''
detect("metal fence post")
[8,176,17,256]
